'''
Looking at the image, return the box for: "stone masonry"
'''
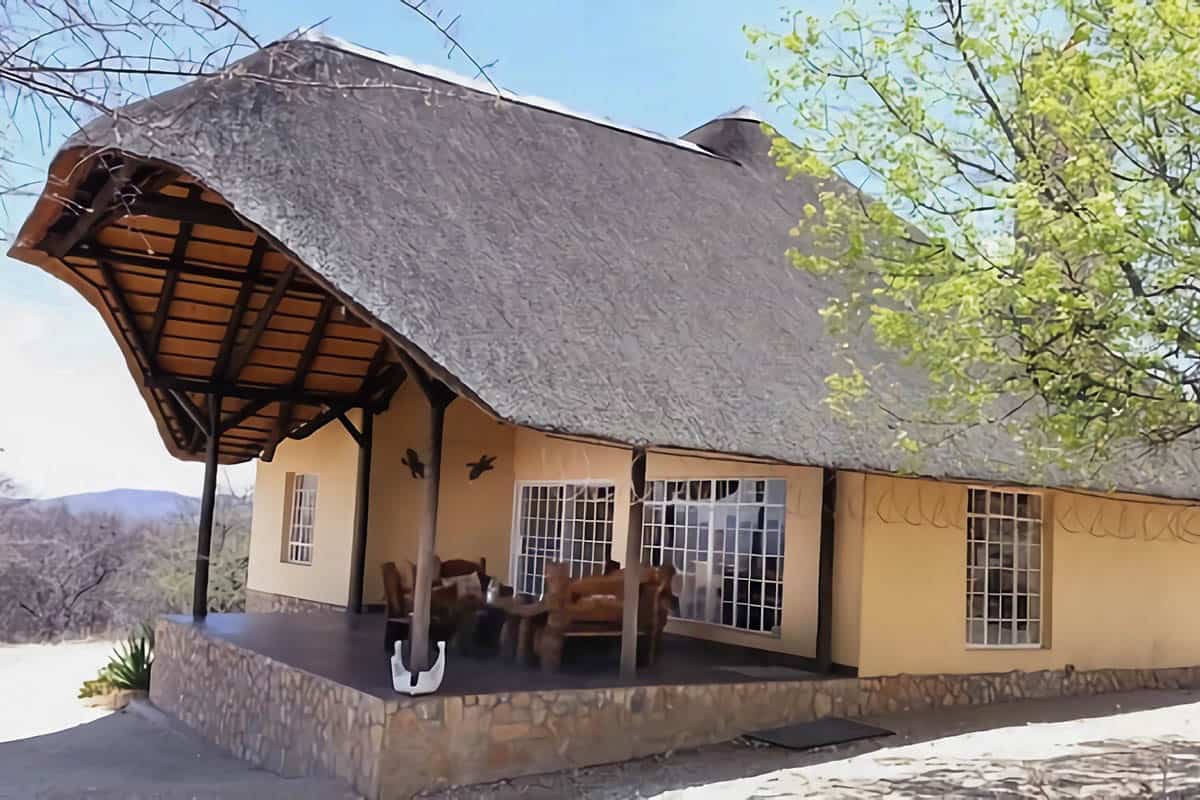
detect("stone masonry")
[152,617,1200,799]
[244,588,344,613]
[152,617,387,797]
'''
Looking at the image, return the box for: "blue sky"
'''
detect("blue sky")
[0,1,812,497]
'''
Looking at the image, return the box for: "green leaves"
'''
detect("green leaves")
[751,0,1200,471]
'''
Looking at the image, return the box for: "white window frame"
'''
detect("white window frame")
[284,473,318,566]
[965,486,1045,650]
[642,477,787,637]
[508,480,616,597]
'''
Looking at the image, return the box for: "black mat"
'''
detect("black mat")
[746,717,893,750]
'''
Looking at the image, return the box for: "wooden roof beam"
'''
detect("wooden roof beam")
[210,237,268,381]
[149,185,203,358]
[70,245,321,294]
[262,297,333,461]
[129,194,246,231]
[225,263,296,381]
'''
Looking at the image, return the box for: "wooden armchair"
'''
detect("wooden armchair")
[381,557,489,652]
[533,561,676,672]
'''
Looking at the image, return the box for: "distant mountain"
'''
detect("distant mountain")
[8,489,200,521]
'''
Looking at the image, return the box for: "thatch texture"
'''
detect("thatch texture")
[17,32,1200,498]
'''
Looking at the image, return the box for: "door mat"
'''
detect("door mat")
[745,717,893,750]
[715,665,818,680]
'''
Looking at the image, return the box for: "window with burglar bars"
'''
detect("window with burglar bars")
[284,474,318,565]
[513,482,616,596]
[642,478,786,635]
[966,487,1043,646]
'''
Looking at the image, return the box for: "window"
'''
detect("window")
[966,488,1043,646]
[512,483,615,596]
[284,474,318,565]
[642,479,786,635]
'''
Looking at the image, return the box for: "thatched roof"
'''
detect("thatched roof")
[13,31,1200,498]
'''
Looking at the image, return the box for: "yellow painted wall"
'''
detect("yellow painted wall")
[856,474,1200,677]
[363,382,517,604]
[508,434,825,657]
[247,383,516,608]
[247,411,361,607]
[832,471,865,668]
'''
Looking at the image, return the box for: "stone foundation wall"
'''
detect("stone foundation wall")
[244,588,344,614]
[151,617,386,797]
[152,616,1200,800]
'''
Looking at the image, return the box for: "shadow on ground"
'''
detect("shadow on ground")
[424,689,1200,799]
[0,709,358,800]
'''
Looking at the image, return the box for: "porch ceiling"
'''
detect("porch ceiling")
[13,155,406,463]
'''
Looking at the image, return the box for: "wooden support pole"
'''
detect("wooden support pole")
[192,397,222,619]
[815,467,838,672]
[409,389,452,671]
[346,409,374,614]
[620,447,648,678]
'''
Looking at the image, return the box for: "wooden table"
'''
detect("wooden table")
[490,598,548,665]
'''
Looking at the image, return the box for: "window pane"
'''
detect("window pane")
[965,488,1044,647]
[644,477,786,634]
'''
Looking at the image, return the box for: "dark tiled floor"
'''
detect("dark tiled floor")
[170,612,830,699]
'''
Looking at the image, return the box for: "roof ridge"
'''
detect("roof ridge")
[279,28,734,162]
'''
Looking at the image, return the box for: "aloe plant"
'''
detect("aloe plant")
[104,625,155,691]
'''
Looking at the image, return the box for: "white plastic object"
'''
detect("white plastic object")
[391,640,446,695]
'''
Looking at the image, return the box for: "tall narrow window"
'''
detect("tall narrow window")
[513,482,615,596]
[285,474,318,565]
[966,488,1043,646]
[642,478,786,635]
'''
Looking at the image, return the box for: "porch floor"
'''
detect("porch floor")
[175,612,829,698]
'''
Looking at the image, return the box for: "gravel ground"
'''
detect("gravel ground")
[425,689,1200,798]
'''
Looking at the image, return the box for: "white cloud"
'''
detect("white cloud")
[0,292,254,498]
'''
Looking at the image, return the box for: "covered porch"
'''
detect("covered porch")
[150,611,861,799]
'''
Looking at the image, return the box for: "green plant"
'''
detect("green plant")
[104,625,155,691]
[77,667,114,699]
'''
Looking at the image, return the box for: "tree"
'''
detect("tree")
[141,483,253,614]
[749,0,1200,473]
[0,1,258,216]
[0,505,134,641]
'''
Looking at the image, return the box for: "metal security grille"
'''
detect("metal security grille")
[286,474,318,565]
[513,482,615,597]
[642,478,786,634]
[966,488,1043,646]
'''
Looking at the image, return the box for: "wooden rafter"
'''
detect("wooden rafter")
[149,185,203,358]
[130,194,244,230]
[71,245,318,294]
[47,163,135,258]
[99,257,203,447]
[225,263,296,382]
[262,296,334,461]
[210,237,268,381]
[288,363,406,441]
[144,374,360,406]
[219,397,273,434]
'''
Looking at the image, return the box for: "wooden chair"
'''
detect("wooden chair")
[380,557,489,652]
[533,561,676,672]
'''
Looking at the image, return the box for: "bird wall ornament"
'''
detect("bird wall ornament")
[467,454,496,480]
[402,448,425,479]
